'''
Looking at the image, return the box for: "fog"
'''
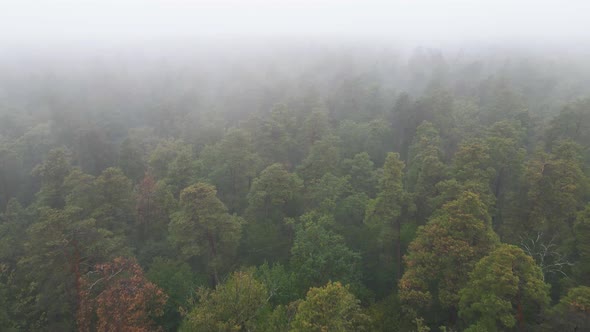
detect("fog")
[2,0,590,129]
[3,2,590,331]
[2,0,590,48]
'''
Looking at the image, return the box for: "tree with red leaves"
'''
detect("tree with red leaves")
[77,257,168,332]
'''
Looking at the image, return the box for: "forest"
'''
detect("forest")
[0,43,590,332]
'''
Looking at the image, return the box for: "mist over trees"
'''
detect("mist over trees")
[1,41,590,331]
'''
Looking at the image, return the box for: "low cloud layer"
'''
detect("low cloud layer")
[2,0,589,47]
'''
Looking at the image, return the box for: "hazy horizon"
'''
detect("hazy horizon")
[2,0,590,52]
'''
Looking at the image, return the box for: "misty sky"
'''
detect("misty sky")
[1,0,589,47]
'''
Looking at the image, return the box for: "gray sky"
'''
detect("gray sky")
[1,0,589,46]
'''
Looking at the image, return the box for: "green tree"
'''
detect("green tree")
[74,128,116,176]
[405,121,446,224]
[334,192,370,250]
[363,119,394,166]
[0,276,16,331]
[305,173,351,214]
[118,137,146,183]
[389,93,414,154]
[364,152,408,281]
[242,164,303,264]
[484,121,527,232]
[135,172,176,250]
[147,257,199,331]
[18,206,126,331]
[200,128,261,213]
[341,152,377,197]
[0,199,31,330]
[256,263,298,306]
[546,286,590,331]
[338,121,370,160]
[247,104,298,165]
[148,139,190,180]
[337,120,394,166]
[291,281,370,332]
[91,167,135,236]
[0,145,23,209]
[169,183,242,285]
[253,304,294,332]
[432,140,497,217]
[478,79,528,126]
[32,148,72,209]
[451,140,496,205]
[459,244,549,331]
[181,270,269,332]
[366,294,405,332]
[391,90,454,159]
[399,192,498,326]
[545,98,590,149]
[0,199,30,267]
[301,108,331,149]
[450,100,483,147]
[63,169,97,215]
[246,163,303,222]
[574,204,590,285]
[291,212,361,291]
[148,139,200,196]
[515,140,589,250]
[297,135,340,184]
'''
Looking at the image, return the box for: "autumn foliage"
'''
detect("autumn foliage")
[77,257,168,332]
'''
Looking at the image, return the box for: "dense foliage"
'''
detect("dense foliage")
[0,45,589,331]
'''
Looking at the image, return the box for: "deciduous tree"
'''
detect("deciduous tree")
[77,257,168,332]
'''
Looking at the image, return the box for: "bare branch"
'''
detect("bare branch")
[519,231,573,281]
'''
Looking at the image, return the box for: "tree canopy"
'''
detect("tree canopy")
[1,44,589,331]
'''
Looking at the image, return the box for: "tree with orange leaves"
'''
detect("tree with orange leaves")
[77,257,168,332]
